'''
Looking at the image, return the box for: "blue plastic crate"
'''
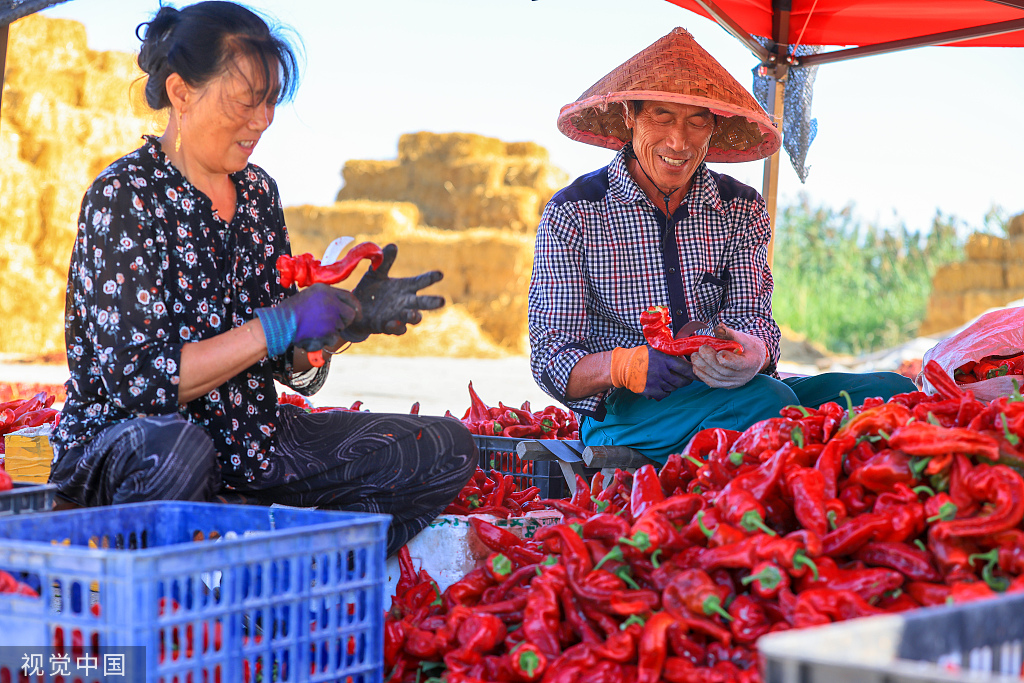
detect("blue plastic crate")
[0,501,389,683]
[0,481,57,517]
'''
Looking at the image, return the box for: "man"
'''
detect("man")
[528,28,914,463]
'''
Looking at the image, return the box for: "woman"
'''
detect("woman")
[49,1,476,556]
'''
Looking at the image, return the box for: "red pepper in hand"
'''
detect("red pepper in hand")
[276,242,384,288]
[640,306,743,356]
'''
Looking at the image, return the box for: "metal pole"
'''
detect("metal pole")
[0,24,9,136]
[761,72,784,268]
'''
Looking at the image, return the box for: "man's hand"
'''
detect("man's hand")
[341,243,445,342]
[610,346,695,400]
[690,324,767,389]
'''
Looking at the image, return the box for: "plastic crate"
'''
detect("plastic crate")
[474,435,589,500]
[759,592,1024,682]
[0,481,56,516]
[0,501,390,683]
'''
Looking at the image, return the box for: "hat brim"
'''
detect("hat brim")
[558,90,781,163]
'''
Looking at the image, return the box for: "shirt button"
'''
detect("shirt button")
[676,309,683,316]
[668,267,677,273]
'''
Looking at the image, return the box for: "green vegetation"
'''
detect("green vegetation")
[771,198,1006,355]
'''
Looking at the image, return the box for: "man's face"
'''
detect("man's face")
[625,101,715,194]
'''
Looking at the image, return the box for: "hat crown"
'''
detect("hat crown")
[557,28,781,163]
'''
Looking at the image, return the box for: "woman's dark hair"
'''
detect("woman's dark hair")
[136,1,300,110]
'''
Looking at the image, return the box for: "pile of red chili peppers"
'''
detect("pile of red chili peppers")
[956,352,1024,384]
[384,360,1024,683]
[0,391,60,462]
[448,383,580,440]
[444,467,547,518]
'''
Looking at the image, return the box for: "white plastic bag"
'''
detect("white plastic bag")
[922,307,1024,401]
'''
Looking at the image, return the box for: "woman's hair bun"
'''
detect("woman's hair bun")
[136,7,181,76]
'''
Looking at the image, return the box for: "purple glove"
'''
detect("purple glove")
[643,348,696,400]
[256,283,360,357]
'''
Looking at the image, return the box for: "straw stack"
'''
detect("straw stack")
[919,215,1024,336]
[0,14,165,356]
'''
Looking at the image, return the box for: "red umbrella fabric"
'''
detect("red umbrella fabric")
[665,0,1024,49]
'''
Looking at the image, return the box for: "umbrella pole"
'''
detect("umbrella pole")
[761,73,784,268]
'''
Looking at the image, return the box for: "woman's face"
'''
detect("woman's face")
[179,56,279,175]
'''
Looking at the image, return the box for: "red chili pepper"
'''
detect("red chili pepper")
[783,466,829,537]
[275,242,384,288]
[821,512,890,556]
[835,402,911,441]
[728,594,772,646]
[923,359,966,400]
[932,463,1024,539]
[509,642,547,682]
[629,464,667,519]
[798,557,904,603]
[522,563,566,658]
[791,587,884,628]
[636,611,676,683]
[664,569,734,622]
[640,306,743,356]
[888,422,1000,462]
[854,541,941,582]
[740,560,789,600]
[814,436,854,500]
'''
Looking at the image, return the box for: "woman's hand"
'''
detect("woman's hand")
[340,244,445,342]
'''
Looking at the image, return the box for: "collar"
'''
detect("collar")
[607,148,727,217]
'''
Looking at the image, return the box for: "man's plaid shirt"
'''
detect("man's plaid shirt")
[528,149,781,419]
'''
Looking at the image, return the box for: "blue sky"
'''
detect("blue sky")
[42,0,1024,232]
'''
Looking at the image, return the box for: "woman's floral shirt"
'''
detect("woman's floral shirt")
[52,136,326,490]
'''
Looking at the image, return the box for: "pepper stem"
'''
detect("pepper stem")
[696,510,715,539]
[703,595,734,621]
[683,454,705,469]
[791,425,805,449]
[1000,413,1020,446]
[615,566,642,590]
[650,549,663,569]
[593,546,625,572]
[912,485,935,497]
[518,650,541,678]
[785,404,811,418]
[728,451,746,466]
[618,532,652,553]
[793,552,819,581]
[740,565,782,592]
[739,510,777,536]
[926,501,958,523]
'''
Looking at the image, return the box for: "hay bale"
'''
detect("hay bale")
[964,290,1022,320]
[347,305,509,358]
[1006,213,1024,238]
[323,224,534,354]
[398,132,506,163]
[964,261,1005,290]
[505,141,549,160]
[337,160,409,201]
[965,233,1008,261]
[918,292,965,336]
[1006,237,1024,261]
[284,201,422,257]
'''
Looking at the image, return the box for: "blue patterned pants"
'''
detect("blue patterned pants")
[49,407,477,556]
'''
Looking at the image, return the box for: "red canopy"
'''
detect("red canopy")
[666,0,1024,53]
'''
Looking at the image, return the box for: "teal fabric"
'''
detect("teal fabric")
[580,371,916,464]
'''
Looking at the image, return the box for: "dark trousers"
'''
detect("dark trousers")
[50,408,477,556]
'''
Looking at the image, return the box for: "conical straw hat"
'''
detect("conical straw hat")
[557,28,781,163]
